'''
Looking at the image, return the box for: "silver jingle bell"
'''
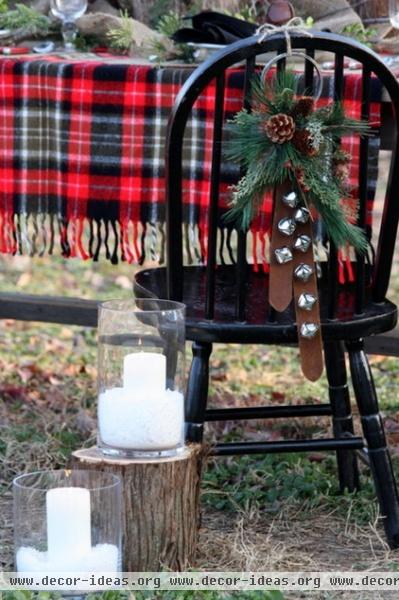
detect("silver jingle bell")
[298,292,317,311]
[300,322,319,339]
[277,217,296,237]
[294,234,312,253]
[282,191,299,208]
[294,263,313,282]
[294,207,310,224]
[275,246,293,264]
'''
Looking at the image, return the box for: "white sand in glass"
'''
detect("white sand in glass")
[98,387,184,450]
[16,487,119,573]
[16,543,119,572]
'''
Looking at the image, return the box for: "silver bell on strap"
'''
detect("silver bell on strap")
[282,191,299,208]
[294,263,313,282]
[300,322,319,339]
[294,234,312,253]
[277,217,296,236]
[294,207,310,224]
[298,292,317,311]
[275,246,293,264]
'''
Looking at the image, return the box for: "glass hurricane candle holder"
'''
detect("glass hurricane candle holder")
[13,470,122,574]
[97,298,186,458]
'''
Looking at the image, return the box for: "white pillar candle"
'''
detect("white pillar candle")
[123,351,166,391]
[46,487,91,563]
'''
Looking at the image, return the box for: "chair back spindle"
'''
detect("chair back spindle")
[304,48,315,92]
[235,57,256,321]
[205,73,225,319]
[327,53,345,319]
[355,66,371,314]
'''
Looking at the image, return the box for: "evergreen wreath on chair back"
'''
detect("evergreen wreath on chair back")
[225,71,371,252]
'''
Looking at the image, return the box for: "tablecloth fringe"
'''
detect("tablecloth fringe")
[0,212,265,267]
[0,213,217,265]
[0,212,364,283]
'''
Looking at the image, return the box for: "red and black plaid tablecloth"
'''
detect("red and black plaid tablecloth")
[0,57,382,265]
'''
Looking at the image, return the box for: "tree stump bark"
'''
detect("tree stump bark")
[71,444,203,571]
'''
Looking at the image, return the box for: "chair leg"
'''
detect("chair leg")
[347,339,399,548]
[185,341,212,443]
[324,340,360,493]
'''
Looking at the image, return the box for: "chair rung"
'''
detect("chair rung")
[205,404,332,421]
[211,437,364,456]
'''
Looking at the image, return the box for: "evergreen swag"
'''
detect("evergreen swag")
[225,71,371,252]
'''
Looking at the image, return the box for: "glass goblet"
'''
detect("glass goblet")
[50,0,88,51]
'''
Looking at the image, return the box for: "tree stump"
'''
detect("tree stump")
[71,444,203,571]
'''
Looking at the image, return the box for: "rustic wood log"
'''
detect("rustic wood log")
[290,0,362,30]
[349,0,387,21]
[76,12,168,51]
[71,444,203,571]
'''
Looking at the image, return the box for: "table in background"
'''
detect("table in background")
[0,54,384,265]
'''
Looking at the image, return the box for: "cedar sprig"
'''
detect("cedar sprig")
[297,158,367,251]
[227,145,293,229]
[314,102,371,138]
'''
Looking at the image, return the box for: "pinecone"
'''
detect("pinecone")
[292,128,318,157]
[291,97,314,119]
[264,113,295,144]
[295,167,310,193]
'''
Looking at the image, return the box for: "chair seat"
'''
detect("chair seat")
[134,265,397,344]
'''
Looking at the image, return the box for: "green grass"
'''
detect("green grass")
[203,453,378,525]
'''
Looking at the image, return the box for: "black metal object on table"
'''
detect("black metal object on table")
[134,31,399,548]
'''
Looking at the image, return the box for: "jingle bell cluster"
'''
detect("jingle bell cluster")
[274,190,319,339]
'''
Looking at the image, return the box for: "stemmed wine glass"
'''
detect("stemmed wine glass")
[50,0,88,51]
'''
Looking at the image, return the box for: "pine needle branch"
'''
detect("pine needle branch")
[0,4,50,36]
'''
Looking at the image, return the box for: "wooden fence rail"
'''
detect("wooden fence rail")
[0,291,397,356]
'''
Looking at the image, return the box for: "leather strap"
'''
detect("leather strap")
[269,181,295,311]
[269,182,324,381]
[292,219,324,382]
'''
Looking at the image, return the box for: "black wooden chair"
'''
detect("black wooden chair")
[134,31,399,547]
